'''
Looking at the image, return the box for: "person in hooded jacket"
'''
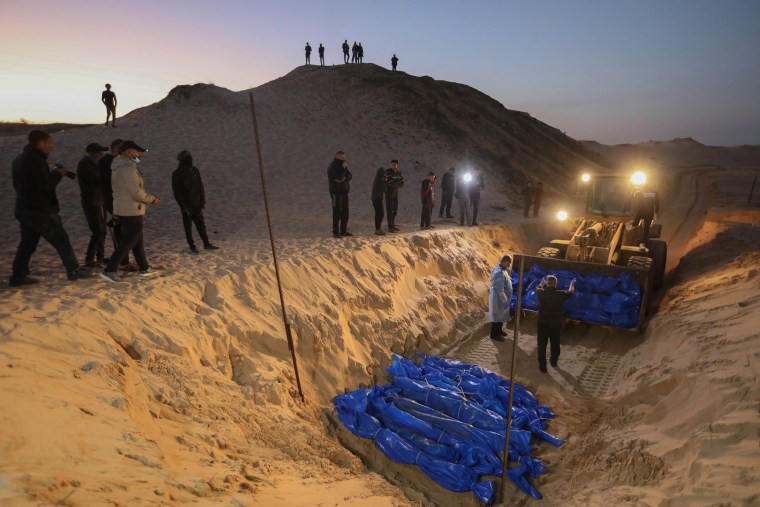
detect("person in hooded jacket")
[172,150,218,253]
[488,255,513,340]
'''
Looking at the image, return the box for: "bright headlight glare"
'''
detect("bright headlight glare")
[557,210,568,221]
[630,171,647,186]
[581,173,590,182]
[463,173,473,182]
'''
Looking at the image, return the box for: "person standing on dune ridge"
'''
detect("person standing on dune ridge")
[102,83,117,127]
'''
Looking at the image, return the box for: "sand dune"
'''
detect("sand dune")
[1,65,759,506]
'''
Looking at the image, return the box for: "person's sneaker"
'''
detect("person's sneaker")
[490,335,505,342]
[99,271,120,283]
[550,359,558,368]
[204,244,219,250]
[374,230,386,236]
[138,270,158,279]
[339,232,354,237]
[539,365,547,373]
[189,246,199,254]
[8,276,39,287]
[84,259,102,268]
[471,222,479,226]
[67,267,81,281]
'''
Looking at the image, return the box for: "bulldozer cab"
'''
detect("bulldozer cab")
[586,175,635,217]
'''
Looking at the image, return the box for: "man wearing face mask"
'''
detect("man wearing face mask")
[172,150,218,253]
[100,140,160,282]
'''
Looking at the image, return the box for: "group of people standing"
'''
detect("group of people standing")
[328,153,494,238]
[521,180,544,218]
[9,130,218,287]
[303,41,399,71]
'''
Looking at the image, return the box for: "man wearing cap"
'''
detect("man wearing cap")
[420,172,435,230]
[9,130,80,286]
[488,255,513,340]
[77,142,108,267]
[172,150,218,253]
[99,139,132,268]
[102,84,117,128]
[535,274,575,372]
[100,141,160,282]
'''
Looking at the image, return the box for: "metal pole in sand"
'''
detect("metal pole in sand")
[498,254,524,504]
[248,91,305,402]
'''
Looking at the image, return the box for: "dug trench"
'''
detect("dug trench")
[3,169,758,505]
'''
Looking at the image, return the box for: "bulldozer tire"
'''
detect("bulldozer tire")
[627,255,653,271]
[648,239,667,290]
[537,247,561,259]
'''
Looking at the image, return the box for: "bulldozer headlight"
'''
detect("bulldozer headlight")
[630,171,647,186]
[557,210,568,221]
[581,173,591,182]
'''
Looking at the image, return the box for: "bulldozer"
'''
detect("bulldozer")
[517,172,667,330]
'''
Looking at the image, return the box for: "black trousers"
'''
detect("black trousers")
[105,216,149,272]
[331,193,349,234]
[634,214,654,244]
[181,207,210,248]
[439,192,453,217]
[82,203,107,261]
[319,55,324,66]
[372,198,384,230]
[537,319,562,368]
[471,196,480,224]
[420,204,432,228]
[12,211,79,279]
[108,214,130,265]
[523,199,532,218]
[105,105,116,125]
[386,195,399,229]
[490,322,505,338]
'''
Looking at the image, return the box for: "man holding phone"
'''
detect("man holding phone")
[535,274,575,372]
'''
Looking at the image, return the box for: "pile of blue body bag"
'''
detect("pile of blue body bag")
[510,264,643,328]
[333,354,564,504]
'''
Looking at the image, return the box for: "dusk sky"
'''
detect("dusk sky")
[1,0,758,146]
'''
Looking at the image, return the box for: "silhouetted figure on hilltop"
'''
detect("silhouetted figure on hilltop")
[102,83,117,127]
[318,43,325,66]
[391,54,398,71]
[305,43,312,65]
[358,43,364,63]
[351,42,358,63]
[342,40,350,63]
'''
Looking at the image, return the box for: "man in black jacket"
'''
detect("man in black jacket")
[371,167,387,235]
[438,167,455,218]
[385,160,404,232]
[9,130,80,286]
[420,172,436,229]
[172,150,218,253]
[536,275,575,372]
[327,151,352,237]
[77,142,109,267]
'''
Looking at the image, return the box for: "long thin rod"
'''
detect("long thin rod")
[248,91,304,402]
[499,254,525,504]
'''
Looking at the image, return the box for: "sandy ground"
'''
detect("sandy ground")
[1,66,760,506]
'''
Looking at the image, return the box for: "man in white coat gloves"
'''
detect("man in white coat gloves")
[489,255,513,341]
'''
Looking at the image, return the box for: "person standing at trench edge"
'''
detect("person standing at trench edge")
[172,150,219,253]
[328,150,352,237]
[488,255,513,340]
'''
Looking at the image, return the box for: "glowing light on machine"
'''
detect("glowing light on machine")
[581,173,591,182]
[630,171,647,186]
[556,210,568,221]
[463,173,473,183]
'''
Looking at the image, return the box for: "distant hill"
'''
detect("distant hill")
[580,138,760,169]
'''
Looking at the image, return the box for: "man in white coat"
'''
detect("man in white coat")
[489,255,513,341]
